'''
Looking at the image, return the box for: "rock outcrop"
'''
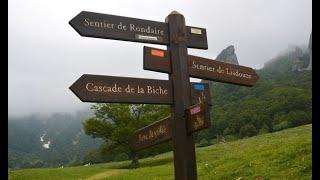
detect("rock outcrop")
[216,45,239,65]
[290,46,305,72]
[294,31,312,71]
[306,32,312,70]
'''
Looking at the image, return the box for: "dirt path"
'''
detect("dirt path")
[86,169,127,180]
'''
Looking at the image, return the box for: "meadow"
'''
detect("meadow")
[9,124,312,180]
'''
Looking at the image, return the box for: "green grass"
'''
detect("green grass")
[9,124,312,180]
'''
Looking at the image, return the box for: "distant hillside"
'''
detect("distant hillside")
[8,43,312,169]
[259,46,311,87]
[8,110,103,169]
[199,45,311,143]
[9,124,312,179]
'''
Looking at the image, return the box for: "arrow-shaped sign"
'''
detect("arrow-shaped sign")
[69,11,208,49]
[143,46,259,86]
[70,74,212,105]
[70,74,172,104]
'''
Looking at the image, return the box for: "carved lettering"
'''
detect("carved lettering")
[192,61,252,79]
[137,124,168,143]
[129,24,164,36]
[83,19,165,36]
[226,68,252,79]
[85,83,122,93]
[147,86,168,95]
[83,18,114,29]
[192,61,215,72]
[84,82,170,96]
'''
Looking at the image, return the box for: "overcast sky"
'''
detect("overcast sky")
[8,0,312,117]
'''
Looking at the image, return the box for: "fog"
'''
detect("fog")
[8,0,312,117]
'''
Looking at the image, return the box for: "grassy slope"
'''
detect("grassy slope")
[9,124,312,180]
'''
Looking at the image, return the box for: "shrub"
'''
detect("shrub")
[259,124,270,134]
[239,124,257,137]
[225,135,238,141]
[197,138,210,147]
[273,121,289,131]
[114,153,129,162]
[287,111,312,127]
[223,127,235,136]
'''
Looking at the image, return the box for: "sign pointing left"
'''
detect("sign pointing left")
[70,74,173,104]
[69,11,169,45]
[69,11,208,49]
[70,74,212,105]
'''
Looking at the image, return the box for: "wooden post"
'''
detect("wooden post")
[130,151,139,169]
[166,11,197,180]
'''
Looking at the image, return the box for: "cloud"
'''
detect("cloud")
[8,0,312,117]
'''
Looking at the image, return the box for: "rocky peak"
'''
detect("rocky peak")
[292,31,312,72]
[309,32,312,50]
[306,32,312,70]
[216,45,239,65]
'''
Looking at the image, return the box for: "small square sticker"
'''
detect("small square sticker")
[191,28,202,35]
[194,84,205,91]
[151,49,165,57]
[190,106,201,115]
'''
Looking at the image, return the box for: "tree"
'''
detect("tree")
[82,103,170,167]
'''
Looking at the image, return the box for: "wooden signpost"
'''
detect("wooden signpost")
[69,10,258,180]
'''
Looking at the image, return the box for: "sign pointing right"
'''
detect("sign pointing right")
[143,46,259,86]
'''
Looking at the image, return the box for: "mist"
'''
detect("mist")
[8,0,312,117]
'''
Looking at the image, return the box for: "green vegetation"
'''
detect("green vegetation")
[8,46,312,169]
[8,112,103,169]
[82,104,171,165]
[9,124,312,179]
[198,48,312,144]
[81,47,312,165]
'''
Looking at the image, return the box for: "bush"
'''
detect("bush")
[225,135,238,142]
[83,149,113,164]
[287,111,311,127]
[197,138,210,147]
[259,124,270,134]
[223,128,235,136]
[114,153,129,162]
[239,124,257,137]
[209,138,219,145]
[273,121,289,131]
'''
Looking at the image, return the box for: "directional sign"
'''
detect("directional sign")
[185,102,211,134]
[188,55,259,86]
[130,102,210,151]
[143,46,259,86]
[70,74,173,104]
[69,11,208,49]
[130,117,172,151]
[70,74,211,105]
